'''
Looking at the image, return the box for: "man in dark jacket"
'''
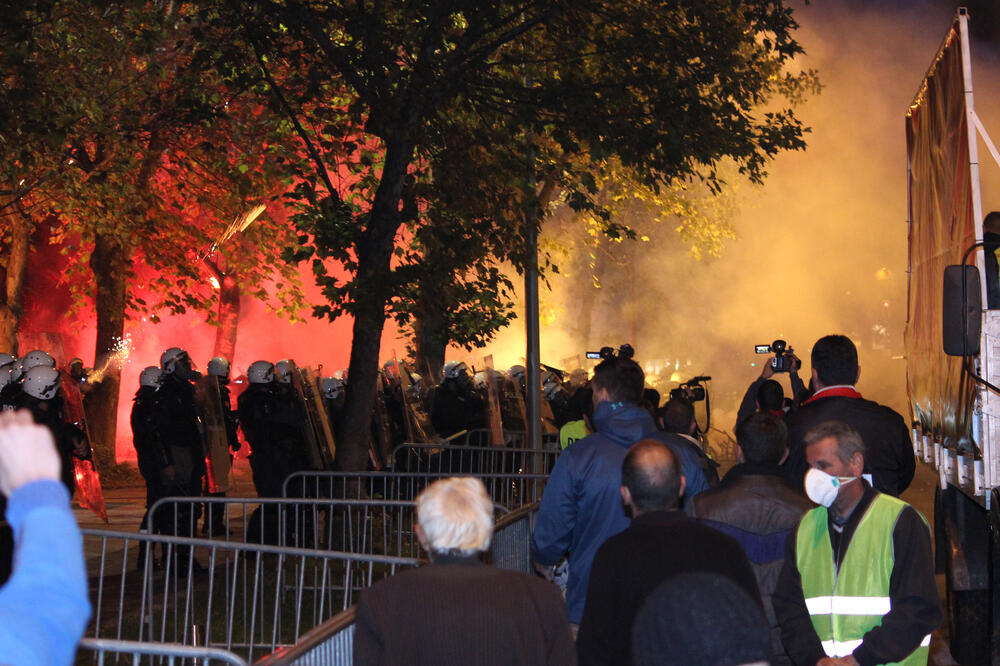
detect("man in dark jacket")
[690,412,812,666]
[783,335,915,496]
[355,477,574,665]
[131,367,172,537]
[155,348,206,512]
[577,439,760,666]
[238,361,310,498]
[532,356,710,628]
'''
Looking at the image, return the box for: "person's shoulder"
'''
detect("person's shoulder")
[856,398,908,424]
[690,482,732,513]
[877,494,928,527]
[494,567,566,599]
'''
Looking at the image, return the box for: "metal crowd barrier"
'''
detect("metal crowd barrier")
[281,471,548,510]
[82,527,420,662]
[486,501,539,574]
[390,443,560,475]
[147,496,506,559]
[254,607,356,666]
[459,429,561,451]
[77,637,249,665]
[254,502,542,664]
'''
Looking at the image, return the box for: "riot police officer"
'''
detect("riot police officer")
[154,347,206,541]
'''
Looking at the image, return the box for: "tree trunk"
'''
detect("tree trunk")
[213,275,240,361]
[0,211,31,354]
[88,232,128,468]
[336,137,411,471]
[413,301,447,384]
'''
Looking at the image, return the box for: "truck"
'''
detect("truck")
[906,7,1000,664]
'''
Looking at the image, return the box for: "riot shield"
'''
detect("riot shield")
[370,373,393,469]
[398,361,439,443]
[291,363,336,470]
[540,393,559,435]
[478,361,505,449]
[60,369,107,524]
[195,375,232,494]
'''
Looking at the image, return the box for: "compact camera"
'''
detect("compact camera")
[755,339,800,373]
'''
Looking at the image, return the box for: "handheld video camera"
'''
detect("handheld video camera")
[669,376,711,403]
[586,344,635,361]
[755,339,800,373]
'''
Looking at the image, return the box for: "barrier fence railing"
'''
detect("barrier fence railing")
[82,528,420,662]
[253,607,356,666]
[254,502,542,665]
[146,496,507,559]
[486,501,539,574]
[281,471,548,510]
[76,637,249,665]
[458,429,562,451]
[389,443,560,475]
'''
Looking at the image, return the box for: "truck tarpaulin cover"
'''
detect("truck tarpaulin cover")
[905,20,978,446]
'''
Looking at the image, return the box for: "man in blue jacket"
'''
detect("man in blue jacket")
[531,354,710,629]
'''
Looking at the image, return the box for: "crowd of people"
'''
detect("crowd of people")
[0,333,942,665]
[360,334,940,665]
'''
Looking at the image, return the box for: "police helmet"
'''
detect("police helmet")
[248,361,275,384]
[21,349,55,372]
[139,366,162,388]
[23,365,61,400]
[0,353,15,370]
[0,367,11,390]
[160,347,190,375]
[442,361,469,381]
[473,370,489,390]
[322,376,345,400]
[274,359,292,384]
[207,356,231,379]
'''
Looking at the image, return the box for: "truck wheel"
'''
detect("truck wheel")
[989,489,1000,665]
[941,485,990,664]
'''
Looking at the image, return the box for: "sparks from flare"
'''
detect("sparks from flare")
[88,333,135,383]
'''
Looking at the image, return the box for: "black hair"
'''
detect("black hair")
[642,388,660,410]
[735,412,788,465]
[657,398,694,434]
[756,379,784,411]
[591,357,645,404]
[564,385,594,422]
[811,335,859,387]
[621,439,682,512]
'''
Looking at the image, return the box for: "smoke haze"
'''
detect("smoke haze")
[477,0,1000,434]
[14,0,1000,459]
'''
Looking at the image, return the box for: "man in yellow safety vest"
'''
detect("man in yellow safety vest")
[772,420,941,666]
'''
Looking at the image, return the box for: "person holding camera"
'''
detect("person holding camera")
[736,343,805,429]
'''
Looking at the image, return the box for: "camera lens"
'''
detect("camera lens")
[771,339,786,354]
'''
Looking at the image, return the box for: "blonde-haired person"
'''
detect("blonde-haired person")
[355,477,575,666]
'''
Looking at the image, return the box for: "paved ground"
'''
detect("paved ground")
[72,456,960,663]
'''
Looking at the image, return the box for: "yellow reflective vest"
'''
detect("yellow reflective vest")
[796,493,930,665]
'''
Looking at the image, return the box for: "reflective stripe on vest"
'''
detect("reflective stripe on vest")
[820,634,931,659]
[796,494,930,666]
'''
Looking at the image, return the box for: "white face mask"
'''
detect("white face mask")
[804,467,856,507]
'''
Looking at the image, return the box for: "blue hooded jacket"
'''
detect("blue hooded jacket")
[531,401,709,623]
